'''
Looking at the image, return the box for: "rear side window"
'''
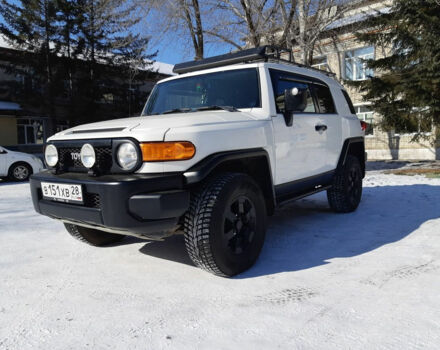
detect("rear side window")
[270,70,316,113]
[342,89,356,114]
[313,85,336,113]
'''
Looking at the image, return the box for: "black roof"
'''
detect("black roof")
[173,46,336,77]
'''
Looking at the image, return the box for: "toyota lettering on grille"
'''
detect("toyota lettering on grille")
[71,152,81,161]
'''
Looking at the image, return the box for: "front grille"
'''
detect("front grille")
[58,146,113,173]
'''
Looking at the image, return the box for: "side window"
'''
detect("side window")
[270,70,316,113]
[313,85,336,114]
[341,89,356,114]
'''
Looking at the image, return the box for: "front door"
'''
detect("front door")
[270,69,331,185]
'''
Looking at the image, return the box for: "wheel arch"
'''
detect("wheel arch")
[8,161,33,176]
[337,137,366,177]
[184,149,276,215]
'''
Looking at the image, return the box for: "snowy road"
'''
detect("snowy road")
[1,169,439,349]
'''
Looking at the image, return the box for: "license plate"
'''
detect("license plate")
[41,182,83,204]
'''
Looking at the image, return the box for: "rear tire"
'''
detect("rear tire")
[9,162,32,182]
[64,223,125,246]
[183,173,267,277]
[327,155,363,213]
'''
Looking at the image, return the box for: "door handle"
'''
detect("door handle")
[315,124,328,132]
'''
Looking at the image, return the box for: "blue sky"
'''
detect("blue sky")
[152,40,234,65]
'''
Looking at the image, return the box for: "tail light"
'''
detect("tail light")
[360,121,368,132]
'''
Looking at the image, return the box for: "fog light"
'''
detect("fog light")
[44,144,58,167]
[80,143,96,168]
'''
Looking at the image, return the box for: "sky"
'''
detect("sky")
[148,38,234,65]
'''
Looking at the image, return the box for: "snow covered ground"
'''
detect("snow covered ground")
[1,167,439,349]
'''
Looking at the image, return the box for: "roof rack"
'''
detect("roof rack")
[172,45,336,78]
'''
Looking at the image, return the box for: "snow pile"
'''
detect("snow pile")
[0,171,439,349]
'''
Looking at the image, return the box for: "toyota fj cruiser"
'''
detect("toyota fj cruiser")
[30,46,365,277]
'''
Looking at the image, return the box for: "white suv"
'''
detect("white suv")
[30,47,365,277]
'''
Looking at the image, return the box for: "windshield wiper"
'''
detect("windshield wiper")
[195,105,238,112]
[161,108,192,115]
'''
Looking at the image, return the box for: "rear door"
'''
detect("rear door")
[270,69,329,185]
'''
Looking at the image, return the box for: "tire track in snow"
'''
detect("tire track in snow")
[361,261,439,288]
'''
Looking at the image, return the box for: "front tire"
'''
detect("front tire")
[327,155,363,213]
[183,173,267,277]
[64,223,125,246]
[9,162,32,181]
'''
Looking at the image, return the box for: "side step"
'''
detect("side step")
[277,185,332,207]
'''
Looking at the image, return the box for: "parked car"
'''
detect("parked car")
[29,46,365,277]
[0,146,44,181]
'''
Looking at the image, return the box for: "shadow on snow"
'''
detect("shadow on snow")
[126,184,440,278]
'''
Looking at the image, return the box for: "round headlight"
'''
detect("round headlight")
[80,143,96,169]
[117,143,138,170]
[45,144,58,167]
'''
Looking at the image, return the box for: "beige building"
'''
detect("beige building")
[292,0,439,160]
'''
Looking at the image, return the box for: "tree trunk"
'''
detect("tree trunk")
[192,0,204,60]
[240,0,260,47]
[43,0,55,135]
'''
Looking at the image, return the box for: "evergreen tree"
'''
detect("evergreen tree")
[0,0,59,131]
[0,0,157,128]
[56,0,83,99]
[348,0,440,137]
[73,0,155,121]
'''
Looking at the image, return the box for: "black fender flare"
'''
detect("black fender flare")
[183,148,277,207]
[336,137,366,177]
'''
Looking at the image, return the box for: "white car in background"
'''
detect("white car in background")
[0,146,44,181]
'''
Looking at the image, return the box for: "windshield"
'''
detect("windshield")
[142,68,261,116]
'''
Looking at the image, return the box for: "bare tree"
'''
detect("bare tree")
[141,0,354,65]
[292,0,354,65]
[144,0,205,60]
[208,0,282,49]
[208,0,353,66]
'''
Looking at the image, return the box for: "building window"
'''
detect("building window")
[312,56,330,72]
[344,47,374,81]
[355,105,374,135]
[17,118,47,145]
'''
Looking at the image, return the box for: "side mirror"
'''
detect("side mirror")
[0,147,6,154]
[283,87,300,127]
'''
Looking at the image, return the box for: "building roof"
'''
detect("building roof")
[326,6,391,30]
[150,61,175,76]
[0,101,21,111]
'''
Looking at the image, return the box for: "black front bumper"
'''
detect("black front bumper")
[30,171,190,238]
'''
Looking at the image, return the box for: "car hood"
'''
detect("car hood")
[48,111,260,142]
[6,149,41,163]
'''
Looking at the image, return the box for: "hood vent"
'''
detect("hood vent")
[67,127,126,135]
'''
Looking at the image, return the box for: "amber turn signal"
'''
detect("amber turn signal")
[140,142,196,162]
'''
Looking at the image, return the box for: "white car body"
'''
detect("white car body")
[48,62,363,184]
[0,146,44,177]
